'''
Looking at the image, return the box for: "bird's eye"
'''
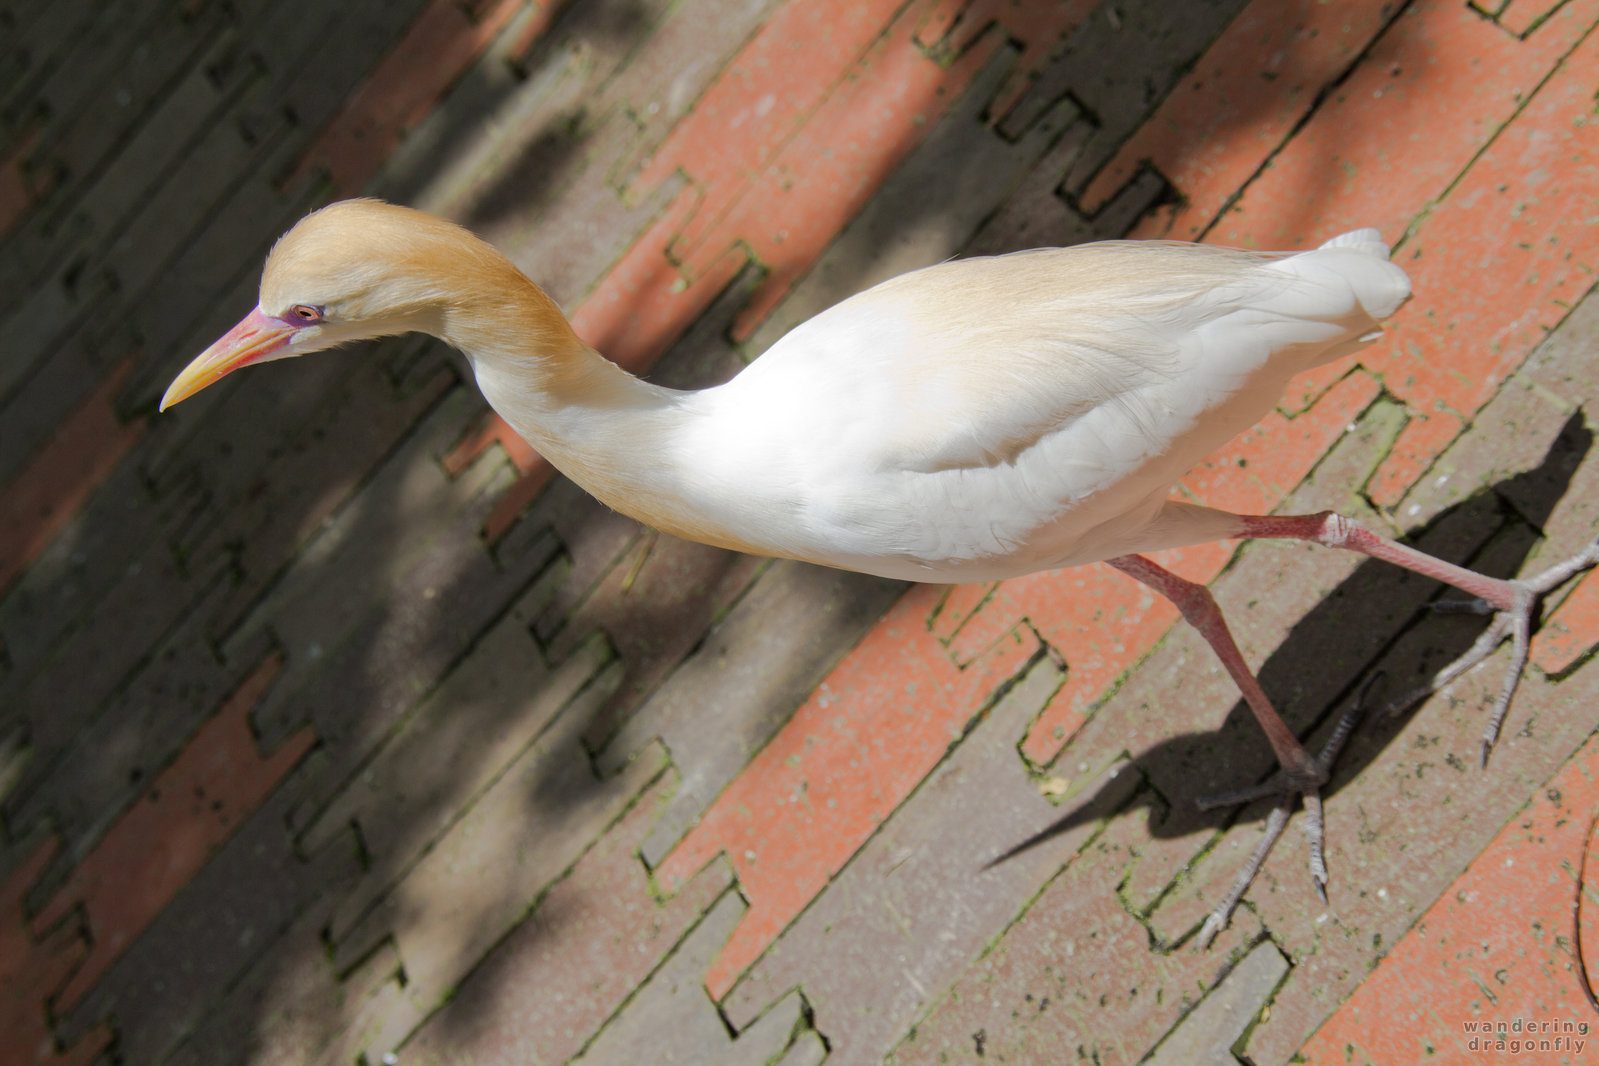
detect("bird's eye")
[289,304,324,323]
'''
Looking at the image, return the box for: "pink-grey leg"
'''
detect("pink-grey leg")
[1235,511,1599,765]
[1108,553,1359,943]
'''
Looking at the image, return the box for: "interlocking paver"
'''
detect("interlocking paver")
[1143,939,1290,1066]
[0,837,111,1066]
[292,557,608,941]
[51,773,349,1064]
[400,772,735,1065]
[598,557,902,867]
[331,729,670,1063]
[1296,727,1599,1064]
[888,798,1268,1066]
[719,661,1151,1063]
[563,891,818,1066]
[30,651,310,1013]
[1082,0,1401,240]
[657,584,1039,998]
[0,357,142,598]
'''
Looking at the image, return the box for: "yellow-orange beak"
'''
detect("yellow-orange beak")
[159,307,300,411]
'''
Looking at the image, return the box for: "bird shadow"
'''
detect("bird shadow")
[992,408,1593,872]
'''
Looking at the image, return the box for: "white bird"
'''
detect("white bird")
[161,198,1598,939]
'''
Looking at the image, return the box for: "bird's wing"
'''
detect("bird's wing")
[694,235,1407,575]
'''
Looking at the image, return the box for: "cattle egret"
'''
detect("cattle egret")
[162,199,1599,940]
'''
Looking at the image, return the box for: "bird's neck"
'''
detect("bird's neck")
[442,270,767,553]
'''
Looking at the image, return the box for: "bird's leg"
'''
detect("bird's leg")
[1193,680,1372,946]
[1107,554,1356,934]
[1107,555,1319,782]
[1235,512,1599,764]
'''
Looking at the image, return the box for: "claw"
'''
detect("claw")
[1381,535,1599,763]
[1196,676,1378,946]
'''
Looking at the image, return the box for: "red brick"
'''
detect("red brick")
[1295,729,1599,1064]
[30,653,313,1012]
[478,0,1103,532]
[910,0,1100,120]
[720,664,1135,1058]
[1534,574,1599,674]
[278,0,521,194]
[284,0,528,195]
[1369,409,1466,513]
[443,408,540,476]
[1360,8,1599,500]
[0,837,112,1066]
[1084,0,1398,241]
[0,358,144,599]
[1493,0,1569,37]
[656,583,1038,998]
[628,0,919,219]
[930,581,996,643]
[1213,0,1596,250]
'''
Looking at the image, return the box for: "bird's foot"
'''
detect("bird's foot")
[1193,681,1372,947]
[1384,537,1599,767]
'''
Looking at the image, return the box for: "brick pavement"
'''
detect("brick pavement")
[2,0,1598,1063]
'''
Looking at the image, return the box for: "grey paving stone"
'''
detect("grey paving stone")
[294,558,616,944]
[0,1,98,120]
[331,729,672,1062]
[0,321,101,486]
[28,4,230,215]
[241,463,562,805]
[1000,0,1249,189]
[137,298,377,519]
[1031,396,1519,937]
[600,557,901,868]
[600,0,790,185]
[1144,939,1290,1066]
[26,1,181,141]
[118,174,325,412]
[400,772,735,1066]
[965,122,1170,255]
[568,891,818,1066]
[4,573,242,868]
[97,94,274,306]
[54,761,349,1061]
[721,659,1147,1063]
[159,854,399,1066]
[0,256,103,403]
[230,384,524,742]
[247,0,435,177]
[1109,298,1599,1062]
[886,792,1266,1066]
[0,451,163,682]
[67,31,245,247]
[2,542,237,860]
[182,348,455,639]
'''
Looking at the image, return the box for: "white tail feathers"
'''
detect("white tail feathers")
[1312,228,1411,322]
[1319,227,1389,258]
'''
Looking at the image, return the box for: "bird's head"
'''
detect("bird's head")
[160,199,527,410]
